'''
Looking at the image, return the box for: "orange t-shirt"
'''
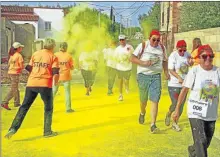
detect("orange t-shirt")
[26,49,59,88]
[55,51,74,81]
[8,52,24,74]
[191,48,200,66]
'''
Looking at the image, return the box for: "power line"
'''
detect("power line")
[88,3,110,9]
[113,4,153,10]
[123,2,146,18]
[114,2,136,15]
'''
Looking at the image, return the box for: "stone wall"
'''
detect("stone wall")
[174,27,220,66]
[1,18,35,84]
[15,24,35,62]
[1,18,35,63]
[1,17,16,61]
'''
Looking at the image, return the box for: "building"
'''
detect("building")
[1,5,65,39]
[133,32,144,40]
[160,2,181,53]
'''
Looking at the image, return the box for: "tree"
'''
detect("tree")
[57,3,61,8]
[138,2,160,38]
[38,2,42,7]
[180,2,220,32]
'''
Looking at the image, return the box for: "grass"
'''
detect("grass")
[1,79,220,157]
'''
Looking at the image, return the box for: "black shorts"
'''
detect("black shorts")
[117,70,131,80]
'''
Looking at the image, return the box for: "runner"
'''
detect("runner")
[191,38,202,66]
[130,30,170,133]
[79,50,98,96]
[115,35,134,101]
[53,42,74,113]
[173,44,219,157]
[165,40,193,131]
[103,41,117,95]
[1,42,24,110]
[5,38,59,139]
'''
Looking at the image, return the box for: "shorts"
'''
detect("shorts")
[137,73,161,103]
[117,70,131,80]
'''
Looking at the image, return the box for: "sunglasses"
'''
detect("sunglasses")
[178,49,186,53]
[120,39,125,41]
[152,38,160,42]
[200,54,215,60]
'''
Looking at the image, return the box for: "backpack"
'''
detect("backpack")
[137,41,165,59]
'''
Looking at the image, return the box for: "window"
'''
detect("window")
[45,22,51,31]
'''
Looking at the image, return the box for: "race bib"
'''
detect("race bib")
[188,99,209,117]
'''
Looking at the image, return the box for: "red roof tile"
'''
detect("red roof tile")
[1,13,39,21]
[1,5,34,14]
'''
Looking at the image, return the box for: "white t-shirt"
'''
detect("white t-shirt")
[133,40,168,75]
[183,65,220,121]
[115,44,134,71]
[103,48,117,69]
[168,50,191,87]
[79,51,98,71]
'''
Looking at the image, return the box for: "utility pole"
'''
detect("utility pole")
[110,6,114,32]
[166,2,170,50]
[127,18,129,36]
[120,15,122,34]
[130,19,132,37]
[98,9,104,28]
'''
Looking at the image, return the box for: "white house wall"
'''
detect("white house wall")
[12,20,38,39]
[33,8,64,40]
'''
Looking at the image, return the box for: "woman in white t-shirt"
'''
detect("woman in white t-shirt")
[79,51,98,96]
[173,45,220,157]
[165,40,193,131]
[103,41,117,95]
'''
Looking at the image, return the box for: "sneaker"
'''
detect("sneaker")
[188,145,196,157]
[118,95,123,101]
[5,129,16,139]
[14,104,21,107]
[150,124,159,134]
[66,109,75,113]
[107,90,113,96]
[44,131,58,138]
[126,89,129,94]
[1,104,11,110]
[172,122,181,132]
[165,112,171,126]
[139,113,145,124]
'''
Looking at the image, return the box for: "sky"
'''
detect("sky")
[1,1,154,27]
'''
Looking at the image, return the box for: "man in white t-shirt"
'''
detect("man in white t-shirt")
[130,30,170,133]
[103,41,117,95]
[115,35,134,101]
[173,45,220,157]
[165,40,193,131]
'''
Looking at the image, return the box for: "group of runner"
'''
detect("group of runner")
[1,30,219,157]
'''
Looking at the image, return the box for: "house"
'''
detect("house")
[134,32,144,40]
[160,2,181,53]
[1,5,65,40]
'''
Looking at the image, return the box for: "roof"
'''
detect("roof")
[1,5,39,21]
[1,13,39,21]
[1,5,34,14]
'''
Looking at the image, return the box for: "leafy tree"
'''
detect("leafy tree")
[180,2,220,32]
[138,2,160,38]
